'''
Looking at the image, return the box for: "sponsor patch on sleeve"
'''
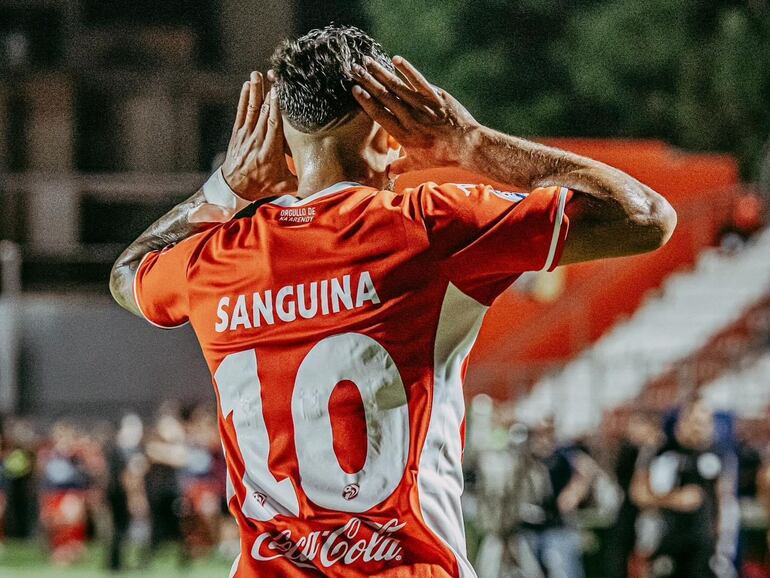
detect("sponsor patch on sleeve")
[490,190,528,203]
[452,184,528,203]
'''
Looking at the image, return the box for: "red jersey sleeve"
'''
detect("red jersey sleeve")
[411,182,571,305]
[133,235,200,328]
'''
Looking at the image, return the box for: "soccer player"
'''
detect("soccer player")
[110,25,675,578]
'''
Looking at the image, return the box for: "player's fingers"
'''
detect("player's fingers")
[365,58,435,112]
[243,71,264,131]
[392,56,441,103]
[353,64,413,123]
[352,85,406,140]
[262,88,283,150]
[231,81,250,140]
[365,58,411,93]
[251,99,271,145]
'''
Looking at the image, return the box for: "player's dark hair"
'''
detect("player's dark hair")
[270,24,394,133]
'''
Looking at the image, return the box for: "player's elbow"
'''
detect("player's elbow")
[109,262,131,310]
[108,264,122,303]
[627,191,677,253]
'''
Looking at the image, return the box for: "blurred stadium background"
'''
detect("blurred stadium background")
[0,0,769,576]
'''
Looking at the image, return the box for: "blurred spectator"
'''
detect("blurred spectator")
[604,411,664,578]
[78,425,111,553]
[105,413,144,571]
[37,421,93,565]
[631,397,739,578]
[736,422,763,500]
[180,405,224,558]
[514,420,592,578]
[142,406,188,566]
[758,454,770,573]
[473,423,527,578]
[2,418,37,539]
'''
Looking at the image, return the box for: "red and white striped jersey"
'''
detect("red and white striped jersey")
[134,180,571,577]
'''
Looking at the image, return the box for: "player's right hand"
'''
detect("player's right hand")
[222,71,297,201]
[352,57,480,175]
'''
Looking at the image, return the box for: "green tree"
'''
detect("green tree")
[364,0,593,134]
[363,0,770,177]
[566,0,770,175]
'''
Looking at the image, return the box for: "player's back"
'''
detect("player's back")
[133,179,569,577]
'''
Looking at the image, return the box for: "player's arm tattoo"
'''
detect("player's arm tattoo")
[110,71,295,318]
[109,190,213,317]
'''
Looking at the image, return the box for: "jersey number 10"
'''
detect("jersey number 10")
[214,332,411,520]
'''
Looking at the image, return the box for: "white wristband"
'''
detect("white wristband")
[202,167,249,211]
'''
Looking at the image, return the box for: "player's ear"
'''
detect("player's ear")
[373,126,401,156]
[384,133,402,168]
[372,124,391,154]
[371,124,401,171]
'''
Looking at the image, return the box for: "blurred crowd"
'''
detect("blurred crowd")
[1,394,769,577]
[0,402,239,570]
[463,394,770,578]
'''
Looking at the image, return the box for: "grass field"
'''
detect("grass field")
[0,540,233,578]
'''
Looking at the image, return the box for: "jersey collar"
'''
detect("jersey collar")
[270,181,363,207]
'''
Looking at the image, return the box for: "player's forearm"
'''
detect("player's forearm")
[109,189,211,317]
[460,126,676,248]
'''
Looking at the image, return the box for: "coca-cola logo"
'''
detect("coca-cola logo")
[342,483,359,501]
[251,517,406,569]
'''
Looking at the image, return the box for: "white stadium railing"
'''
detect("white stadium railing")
[701,351,770,418]
[516,226,770,437]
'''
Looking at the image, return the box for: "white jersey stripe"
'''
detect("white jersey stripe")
[228,553,241,578]
[418,282,487,578]
[541,186,569,271]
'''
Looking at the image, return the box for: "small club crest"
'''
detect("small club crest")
[342,483,360,501]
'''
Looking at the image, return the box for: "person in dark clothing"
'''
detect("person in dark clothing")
[736,426,762,499]
[604,412,664,578]
[106,444,130,571]
[515,421,593,578]
[632,398,739,578]
[105,413,144,571]
[142,412,188,567]
[2,419,37,539]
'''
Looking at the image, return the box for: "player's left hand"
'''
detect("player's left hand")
[352,56,480,175]
[222,71,297,201]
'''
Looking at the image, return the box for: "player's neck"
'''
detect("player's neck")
[293,150,388,199]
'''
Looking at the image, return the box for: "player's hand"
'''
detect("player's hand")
[222,71,297,200]
[352,56,480,175]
